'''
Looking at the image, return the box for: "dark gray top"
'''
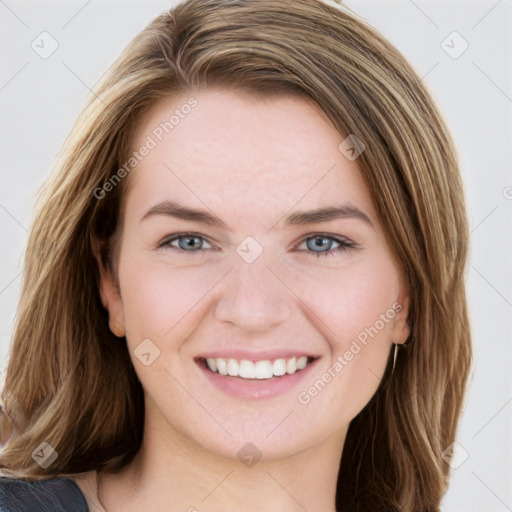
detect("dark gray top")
[0,477,89,512]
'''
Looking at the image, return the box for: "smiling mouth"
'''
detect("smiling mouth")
[197,356,317,380]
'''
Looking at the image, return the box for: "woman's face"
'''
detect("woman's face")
[100,89,410,461]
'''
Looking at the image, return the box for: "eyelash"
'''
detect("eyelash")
[157,232,356,258]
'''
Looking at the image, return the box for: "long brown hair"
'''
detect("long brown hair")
[0,1,471,510]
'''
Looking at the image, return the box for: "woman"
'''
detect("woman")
[0,0,471,510]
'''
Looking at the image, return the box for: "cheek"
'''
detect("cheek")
[118,255,224,343]
[290,255,399,415]
[294,256,400,349]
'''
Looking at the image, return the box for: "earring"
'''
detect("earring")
[109,318,126,338]
[392,343,398,373]
[392,340,410,373]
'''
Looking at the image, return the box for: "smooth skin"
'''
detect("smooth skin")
[97,89,410,512]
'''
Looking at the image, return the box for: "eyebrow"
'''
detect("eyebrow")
[140,200,373,230]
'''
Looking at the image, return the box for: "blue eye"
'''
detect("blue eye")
[298,234,356,258]
[158,233,213,253]
[158,232,355,257]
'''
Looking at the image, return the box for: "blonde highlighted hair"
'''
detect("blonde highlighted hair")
[0,1,471,510]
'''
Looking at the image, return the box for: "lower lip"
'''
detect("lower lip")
[196,359,318,400]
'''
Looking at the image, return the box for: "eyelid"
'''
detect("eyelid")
[297,232,356,246]
[293,232,357,257]
[157,232,215,252]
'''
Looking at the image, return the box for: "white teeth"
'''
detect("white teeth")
[286,357,296,374]
[255,360,273,379]
[203,355,312,379]
[217,358,228,375]
[272,358,287,376]
[227,358,238,376]
[297,355,308,370]
[239,359,256,379]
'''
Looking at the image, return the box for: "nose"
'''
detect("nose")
[213,256,292,333]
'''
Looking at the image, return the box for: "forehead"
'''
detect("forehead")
[124,89,376,227]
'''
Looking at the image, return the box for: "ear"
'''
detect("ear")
[93,240,126,338]
[391,289,411,345]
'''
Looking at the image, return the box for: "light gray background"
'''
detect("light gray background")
[0,1,511,510]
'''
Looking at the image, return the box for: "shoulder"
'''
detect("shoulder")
[0,476,89,512]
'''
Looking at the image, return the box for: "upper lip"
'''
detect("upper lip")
[196,349,319,362]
